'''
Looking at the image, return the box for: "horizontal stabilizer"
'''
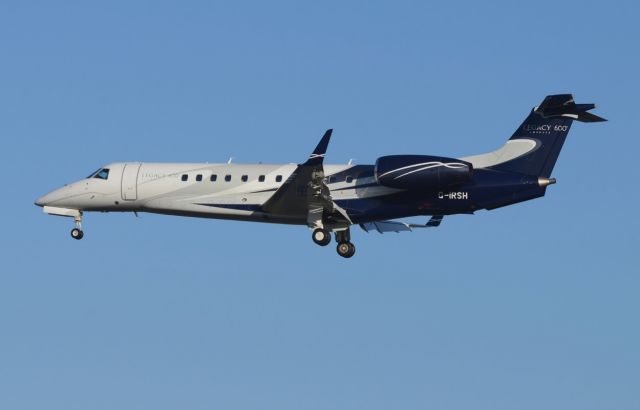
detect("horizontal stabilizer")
[360,215,444,233]
[535,94,606,122]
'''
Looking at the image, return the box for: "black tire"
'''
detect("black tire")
[347,242,356,257]
[312,228,331,246]
[71,228,84,240]
[337,242,354,258]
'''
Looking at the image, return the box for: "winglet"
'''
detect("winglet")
[303,129,332,166]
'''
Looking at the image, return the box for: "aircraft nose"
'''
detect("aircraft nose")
[34,194,49,207]
[35,184,81,208]
[35,187,65,207]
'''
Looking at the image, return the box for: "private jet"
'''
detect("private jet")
[35,94,605,258]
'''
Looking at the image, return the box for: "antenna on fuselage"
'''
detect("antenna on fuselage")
[227,157,234,164]
[348,158,355,165]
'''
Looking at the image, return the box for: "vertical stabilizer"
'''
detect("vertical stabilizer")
[490,94,605,177]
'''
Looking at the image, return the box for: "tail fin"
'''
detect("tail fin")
[491,94,606,177]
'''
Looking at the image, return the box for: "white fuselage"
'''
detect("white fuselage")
[35,138,540,225]
[36,162,395,225]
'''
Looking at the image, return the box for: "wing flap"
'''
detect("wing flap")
[360,220,412,233]
[360,215,444,233]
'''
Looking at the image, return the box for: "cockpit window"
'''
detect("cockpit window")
[90,168,110,180]
[87,168,101,178]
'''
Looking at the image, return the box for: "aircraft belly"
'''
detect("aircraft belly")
[141,196,307,225]
[143,208,305,225]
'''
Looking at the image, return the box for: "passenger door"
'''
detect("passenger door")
[121,163,141,200]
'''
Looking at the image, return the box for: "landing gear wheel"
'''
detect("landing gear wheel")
[71,228,84,240]
[312,228,331,246]
[337,242,356,258]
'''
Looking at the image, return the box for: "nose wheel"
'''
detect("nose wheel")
[70,214,84,240]
[71,228,84,240]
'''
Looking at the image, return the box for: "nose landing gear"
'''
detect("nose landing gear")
[71,228,84,240]
[70,214,84,240]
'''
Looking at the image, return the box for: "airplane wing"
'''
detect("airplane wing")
[360,215,444,233]
[261,129,352,227]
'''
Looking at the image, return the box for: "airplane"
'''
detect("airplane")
[35,94,605,258]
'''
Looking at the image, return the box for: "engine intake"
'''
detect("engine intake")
[375,155,473,190]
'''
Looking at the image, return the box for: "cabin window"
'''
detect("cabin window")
[181,174,188,181]
[328,176,337,183]
[258,175,265,182]
[210,174,217,182]
[276,175,283,182]
[225,175,232,182]
[346,176,353,183]
[241,175,248,182]
[196,174,203,182]
[93,168,110,180]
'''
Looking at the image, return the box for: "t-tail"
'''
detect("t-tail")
[490,94,606,178]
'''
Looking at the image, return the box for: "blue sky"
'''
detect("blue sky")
[1,1,638,409]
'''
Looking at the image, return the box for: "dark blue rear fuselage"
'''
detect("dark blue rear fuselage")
[336,166,546,224]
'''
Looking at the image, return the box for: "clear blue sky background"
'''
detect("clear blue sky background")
[1,1,638,409]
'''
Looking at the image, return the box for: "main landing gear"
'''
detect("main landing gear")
[336,241,356,258]
[70,214,84,240]
[311,227,356,258]
[312,228,332,246]
[334,228,355,258]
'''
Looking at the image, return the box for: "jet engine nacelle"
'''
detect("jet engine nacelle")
[375,155,473,189]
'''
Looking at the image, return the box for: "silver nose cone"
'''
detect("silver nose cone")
[35,185,70,207]
[34,194,48,207]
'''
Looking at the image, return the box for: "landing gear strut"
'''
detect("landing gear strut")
[335,229,356,258]
[70,214,84,240]
[312,228,331,246]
